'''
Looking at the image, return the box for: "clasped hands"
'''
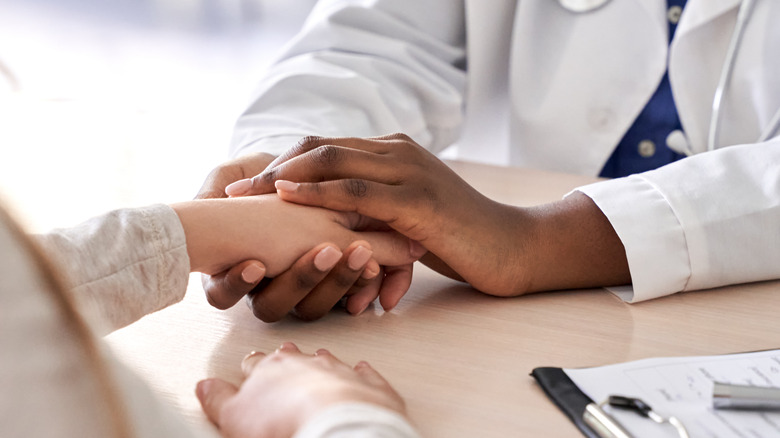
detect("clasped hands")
[197,133,538,324]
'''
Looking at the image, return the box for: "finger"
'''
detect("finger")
[277,341,302,354]
[202,261,267,310]
[276,181,427,266]
[196,378,238,428]
[353,361,392,388]
[269,135,394,170]
[195,152,276,199]
[241,351,267,376]
[249,134,418,197]
[344,271,382,315]
[377,264,414,312]
[293,242,375,321]
[313,348,351,370]
[241,146,399,196]
[247,244,342,322]
[362,258,381,280]
[275,178,401,225]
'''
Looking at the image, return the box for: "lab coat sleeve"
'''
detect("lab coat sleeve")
[294,403,421,438]
[33,204,190,335]
[230,0,467,158]
[575,139,780,302]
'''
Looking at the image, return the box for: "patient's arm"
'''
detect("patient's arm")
[34,195,420,333]
[172,194,419,277]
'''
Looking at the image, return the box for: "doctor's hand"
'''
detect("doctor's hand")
[196,153,404,319]
[223,134,632,296]
[196,342,408,438]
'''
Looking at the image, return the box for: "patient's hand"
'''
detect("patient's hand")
[196,152,417,321]
[172,195,423,321]
[197,342,408,438]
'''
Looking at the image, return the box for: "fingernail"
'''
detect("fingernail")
[348,246,372,270]
[356,300,370,315]
[314,246,342,271]
[409,239,427,259]
[225,178,252,197]
[361,264,380,279]
[196,379,212,399]
[241,264,265,284]
[275,180,299,192]
[279,342,297,351]
[241,351,263,375]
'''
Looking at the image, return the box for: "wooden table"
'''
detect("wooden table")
[106,161,780,437]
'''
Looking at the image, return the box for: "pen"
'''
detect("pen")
[713,382,780,410]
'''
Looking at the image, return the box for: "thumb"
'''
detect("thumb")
[360,231,427,266]
[196,378,238,427]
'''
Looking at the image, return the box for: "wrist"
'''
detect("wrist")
[523,192,630,292]
[170,199,227,274]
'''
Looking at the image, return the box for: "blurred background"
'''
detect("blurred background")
[0,0,317,232]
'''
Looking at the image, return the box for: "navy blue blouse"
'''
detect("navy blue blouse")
[599,0,688,178]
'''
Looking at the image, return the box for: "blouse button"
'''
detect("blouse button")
[638,139,656,158]
[668,5,683,24]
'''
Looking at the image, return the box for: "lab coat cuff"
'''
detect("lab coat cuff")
[572,176,691,303]
[293,402,420,438]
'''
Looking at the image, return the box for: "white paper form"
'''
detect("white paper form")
[564,349,780,438]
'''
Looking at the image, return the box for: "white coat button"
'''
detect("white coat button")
[668,6,682,24]
[638,140,656,158]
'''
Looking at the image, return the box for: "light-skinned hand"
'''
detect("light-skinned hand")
[195,152,417,320]
[172,195,423,321]
[196,342,408,438]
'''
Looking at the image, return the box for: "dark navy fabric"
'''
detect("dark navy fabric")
[599,0,688,178]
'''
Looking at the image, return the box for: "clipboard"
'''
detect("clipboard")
[532,349,780,438]
[531,367,601,438]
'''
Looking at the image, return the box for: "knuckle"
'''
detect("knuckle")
[333,271,357,289]
[352,275,373,289]
[313,354,337,366]
[203,291,226,310]
[311,145,341,167]
[295,135,324,153]
[250,299,285,323]
[293,305,329,322]
[226,273,255,295]
[388,132,413,143]
[260,167,277,185]
[295,272,321,292]
[343,179,368,198]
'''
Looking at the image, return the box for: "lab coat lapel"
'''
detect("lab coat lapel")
[632,0,668,36]
[675,0,741,36]
[508,0,667,174]
[669,0,743,153]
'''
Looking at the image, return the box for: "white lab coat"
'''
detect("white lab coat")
[231,0,780,302]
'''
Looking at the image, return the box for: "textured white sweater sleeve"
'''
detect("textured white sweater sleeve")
[33,204,190,334]
[294,403,421,438]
